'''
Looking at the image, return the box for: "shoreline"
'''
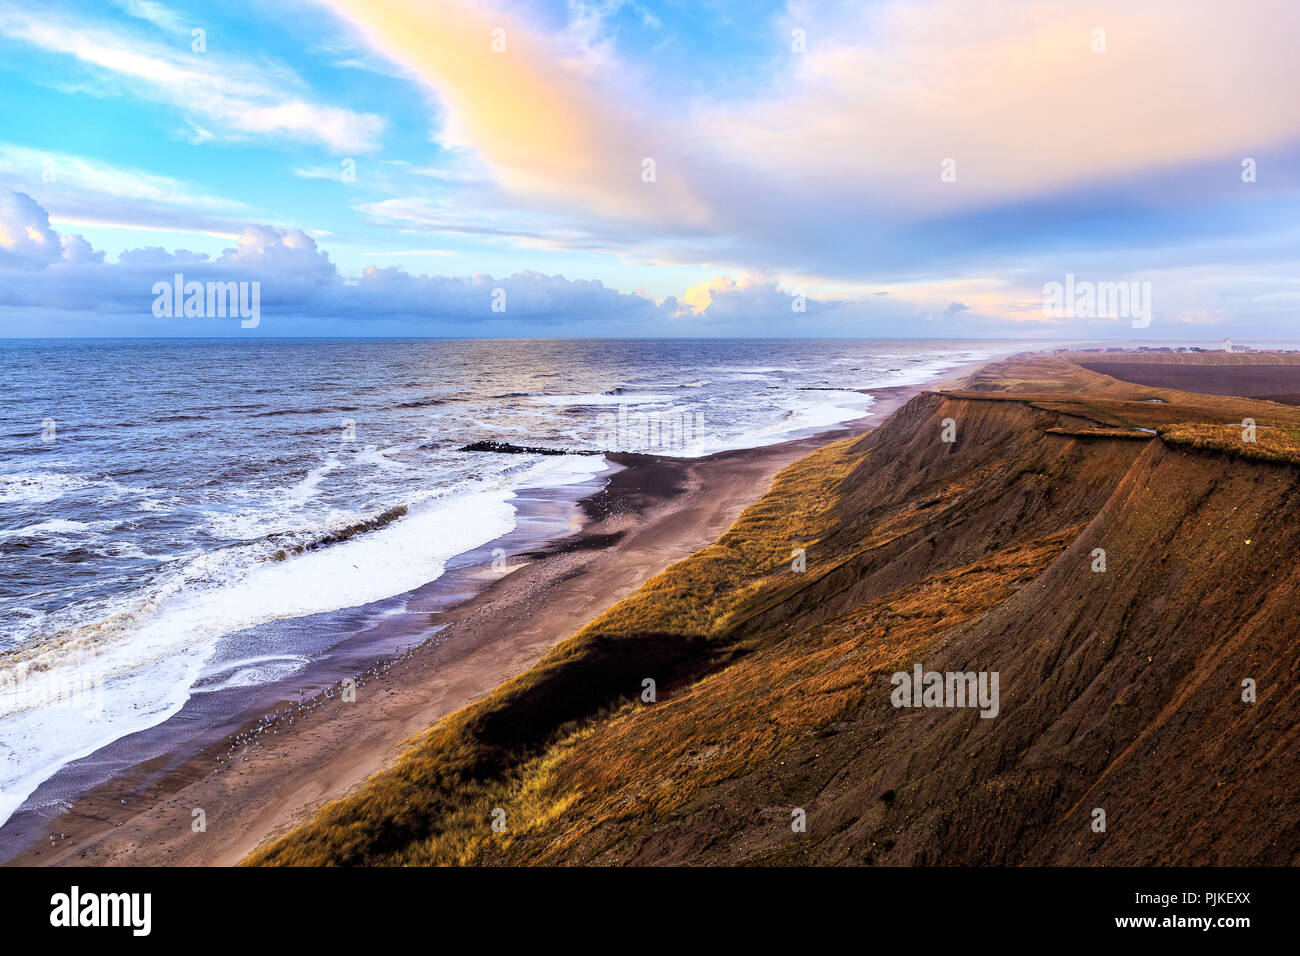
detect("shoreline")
[0,467,615,861]
[6,360,990,866]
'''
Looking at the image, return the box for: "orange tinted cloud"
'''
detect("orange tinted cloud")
[322,0,707,226]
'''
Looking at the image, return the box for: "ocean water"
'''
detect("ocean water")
[0,337,1028,828]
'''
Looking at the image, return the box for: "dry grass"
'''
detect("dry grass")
[957,355,1300,452]
[450,526,1081,866]
[1158,422,1300,466]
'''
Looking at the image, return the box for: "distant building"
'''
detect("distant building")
[1225,337,1233,353]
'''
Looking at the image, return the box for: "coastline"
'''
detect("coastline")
[6,360,991,867]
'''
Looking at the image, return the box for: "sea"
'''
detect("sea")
[0,337,1036,837]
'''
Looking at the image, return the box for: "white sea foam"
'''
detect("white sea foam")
[0,452,606,829]
[192,654,312,692]
[669,389,876,457]
[0,472,151,507]
[286,456,341,502]
[0,519,98,539]
[0,472,94,505]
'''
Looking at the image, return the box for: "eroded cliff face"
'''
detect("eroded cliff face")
[252,358,1300,867]
[581,396,1300,866]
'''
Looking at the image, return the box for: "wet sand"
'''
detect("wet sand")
[7,367,985,867]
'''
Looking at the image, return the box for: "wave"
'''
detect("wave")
[191,654,311,693]
[0,472,95,505]
[0,519,98,539]
[266,506,409,561]
[0,473,149,507]
[0,452,608,830]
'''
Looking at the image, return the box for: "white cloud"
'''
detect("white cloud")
[0,142,245,212]
[318,0,1300,288]
[0,6,384,154]
[0,192,667,328]
[0,189,63,266]
[110,0,185,33]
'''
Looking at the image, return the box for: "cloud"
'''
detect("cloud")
[668,272,968,335]
[217,226,337,277]
[3,180,1295,339]
[347,266,664,324]
[0,191,670,330]
[291,165,348,182]
[687,0,1300,280]
[0,6,384,154]
[319,0,705,222]
[316,0,1300,289]
[0,142,257,239]
[2,192,915,334]
[354,196,648,254]
[59,233,104,265]
[0,143,243,212]
[0,189,62,266]
[110,0,185,33]
[717,0,1300,212]
[676,275,809,321]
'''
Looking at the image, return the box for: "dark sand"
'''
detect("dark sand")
[7,367,986,867]
[1078,361,1300,405]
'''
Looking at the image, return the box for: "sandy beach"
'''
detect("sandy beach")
[6,363,987,867]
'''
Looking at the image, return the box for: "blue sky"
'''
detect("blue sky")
[0,0,1297,338]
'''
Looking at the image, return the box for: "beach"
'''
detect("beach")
[7,364,985,867]
[231,350,1300,868]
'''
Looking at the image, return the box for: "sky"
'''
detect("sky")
[0,0,1297,338]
